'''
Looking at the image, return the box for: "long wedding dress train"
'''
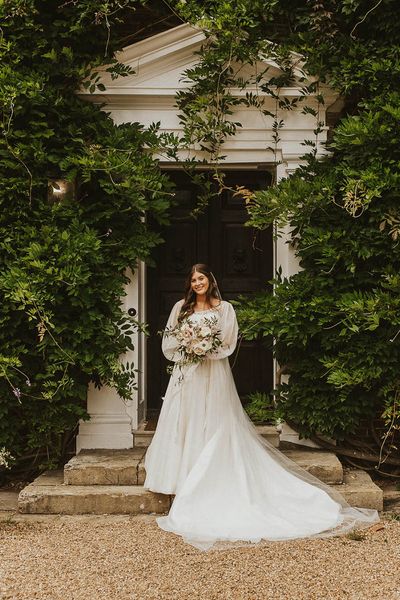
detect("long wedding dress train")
[143,300,379,551]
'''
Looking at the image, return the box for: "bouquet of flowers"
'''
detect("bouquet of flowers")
[160,315,223,374]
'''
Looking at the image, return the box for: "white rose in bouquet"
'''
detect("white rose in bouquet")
[199,325,212,338]
[193,339,213,354]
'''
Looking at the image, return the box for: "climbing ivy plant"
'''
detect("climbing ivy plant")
[170,0,400,471]
[1,0,400,477]
[0,0,177,477]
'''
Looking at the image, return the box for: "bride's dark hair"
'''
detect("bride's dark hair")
[178,263,220,321]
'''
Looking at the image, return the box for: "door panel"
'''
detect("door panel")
[146,170,273,417]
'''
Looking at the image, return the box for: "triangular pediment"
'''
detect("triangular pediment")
[93,24,205,95]
[84,23,311,99]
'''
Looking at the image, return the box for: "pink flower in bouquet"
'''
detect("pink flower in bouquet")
[193,346,206,356]
[182,324,193,336]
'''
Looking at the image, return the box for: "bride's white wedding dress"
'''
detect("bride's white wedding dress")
[143,299,379,551]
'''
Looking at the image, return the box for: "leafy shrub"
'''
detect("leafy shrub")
[239,92,400,453]
[0,0,175,477]
[243,391,277,425]
[171,0,400,469]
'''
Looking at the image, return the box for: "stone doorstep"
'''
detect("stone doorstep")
[134,424,280,448]
[256,425,280,448]
[18,471,171,515]
[64,447,147,486]
[63,447,343,487]
[17,468,382,515]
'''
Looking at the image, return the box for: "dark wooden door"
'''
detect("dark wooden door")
[146,170,273,418]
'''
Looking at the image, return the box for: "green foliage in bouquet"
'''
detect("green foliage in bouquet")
[0,0,175,476]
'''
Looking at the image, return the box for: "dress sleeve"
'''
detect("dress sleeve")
[208,301,239,360]
[161,300,184,361]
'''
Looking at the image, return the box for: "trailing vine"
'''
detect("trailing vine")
[170,0,328,214]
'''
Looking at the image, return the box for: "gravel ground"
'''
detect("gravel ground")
[0,514,399,600]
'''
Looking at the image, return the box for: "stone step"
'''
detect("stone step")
[283,449,343,485]
[18,471,171,515]
[332,469,383,512]
[64,448,146,486]
[256,425,280,448]
[134,423,280,448]
[18,468,382,515]
[63,447,343,486]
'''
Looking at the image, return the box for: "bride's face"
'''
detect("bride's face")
[191,271,210,295]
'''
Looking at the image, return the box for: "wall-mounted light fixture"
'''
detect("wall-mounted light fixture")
[47,178,76,203]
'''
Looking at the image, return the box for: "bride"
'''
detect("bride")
[143,263,379,551]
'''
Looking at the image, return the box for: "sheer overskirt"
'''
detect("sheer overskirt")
[143,301,379,552]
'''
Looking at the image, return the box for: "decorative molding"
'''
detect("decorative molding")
[79,23,335,102]
[114,23,204,67]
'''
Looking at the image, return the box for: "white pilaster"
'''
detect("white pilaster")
[274,160,321,448]
[76,384,133,451]
[275,160,302,280]
[76,267,140,451]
